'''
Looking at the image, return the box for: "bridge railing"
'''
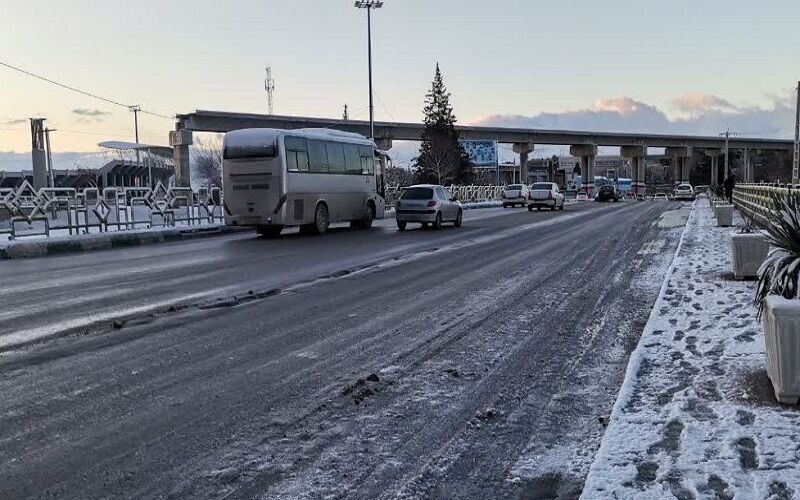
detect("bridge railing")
[732,183,799,227]
[386,185,504,207]
[0,180,223,240]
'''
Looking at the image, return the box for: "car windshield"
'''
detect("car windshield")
[506,185,522,190]
[677,185,691,190]
[531,183,552,190]
[401,187,434,200]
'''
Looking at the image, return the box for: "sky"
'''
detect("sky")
[1,0,799,170]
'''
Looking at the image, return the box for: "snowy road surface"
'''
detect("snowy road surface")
[1,201,685,499]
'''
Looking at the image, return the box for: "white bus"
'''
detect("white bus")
[222,128,388,237]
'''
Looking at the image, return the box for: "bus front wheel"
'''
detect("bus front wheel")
[350,203,374,230]
[314,204,330,235]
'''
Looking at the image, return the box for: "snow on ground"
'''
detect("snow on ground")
[582,202,800,500]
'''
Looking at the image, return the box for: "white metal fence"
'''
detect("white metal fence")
[386,185,504,206]
[0,180,223,240]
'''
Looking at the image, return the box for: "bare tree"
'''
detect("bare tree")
[192,136,223,188]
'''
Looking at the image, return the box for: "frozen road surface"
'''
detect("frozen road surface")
[0,202,686,499]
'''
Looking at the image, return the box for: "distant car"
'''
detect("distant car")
[654,192,669,201]
[395,184,462,231]
[527,182,565,211]
[575,192,590,202]
[595,184,620,202]
[624,191,637,200]
[501,184,530,208]
[674,184,695,200]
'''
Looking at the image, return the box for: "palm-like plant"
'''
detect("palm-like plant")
[756,194,800,318]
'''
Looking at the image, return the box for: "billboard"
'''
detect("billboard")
[460,140,498,168]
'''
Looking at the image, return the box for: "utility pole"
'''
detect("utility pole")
[354,1,384,139]
[793,81,800,185]
[44,127,56,188]
[265,64,275,115]
[129,105,141,183]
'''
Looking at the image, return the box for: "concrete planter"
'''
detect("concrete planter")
[715,204,733,226]
[763,296,800,404]
[731,231,770,279]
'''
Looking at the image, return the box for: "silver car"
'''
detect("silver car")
[502,184,529,208]
[395,185,463,230]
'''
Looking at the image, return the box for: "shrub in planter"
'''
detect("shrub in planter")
[756,194,800,404]
[732,215,769,280]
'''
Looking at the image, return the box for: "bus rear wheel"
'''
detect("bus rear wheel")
[313,203,329,235]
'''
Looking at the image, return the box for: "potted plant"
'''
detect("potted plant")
[715,202,733,226]
[732,215,769,279]
[756,194,800,404]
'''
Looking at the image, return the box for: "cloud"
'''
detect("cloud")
[467,91,795,141]
[72,108,111,117]
[671,93,736,113]
[71,108,112,123]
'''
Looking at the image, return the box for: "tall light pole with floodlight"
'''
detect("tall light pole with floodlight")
[354,0,383,140]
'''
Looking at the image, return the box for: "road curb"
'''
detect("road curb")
[0,225,246,260]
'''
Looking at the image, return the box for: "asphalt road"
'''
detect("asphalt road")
[0,201,686,499]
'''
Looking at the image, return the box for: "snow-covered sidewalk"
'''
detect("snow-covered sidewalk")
[582,202,800,499]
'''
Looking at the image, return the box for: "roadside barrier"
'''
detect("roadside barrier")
[0,180,222,240]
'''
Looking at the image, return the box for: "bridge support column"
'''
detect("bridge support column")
[512,143,534,184]
[570,144,598,195]
[170,128,193,188]
[374,137,393,151]
[705,149,720,187]
[666,146,692,185]
[620,145,648,195]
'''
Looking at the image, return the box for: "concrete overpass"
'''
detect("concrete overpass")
[171,110,795,191]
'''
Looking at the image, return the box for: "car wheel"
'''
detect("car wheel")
[433,212,443,230]
[313,203,329,235]
[397,220,407,231]
[502,203,508,208]
[537,207,542,211]
[550,204,556,211]
[527,205,533,212]
[454,209,463,227]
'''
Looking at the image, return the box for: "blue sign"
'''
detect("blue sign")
[460,140,498,168]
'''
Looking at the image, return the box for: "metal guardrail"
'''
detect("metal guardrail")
[386,185,504,207]
[731,183,797,227]
[0,180,223,240]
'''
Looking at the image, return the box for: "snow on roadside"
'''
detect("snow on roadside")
[582,203,800,499]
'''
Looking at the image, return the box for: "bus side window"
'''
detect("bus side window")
[285,136,309,172]
[359,146,374,175]
[308,140,328,173]
[343,144,362,175]
[325,142,346,173]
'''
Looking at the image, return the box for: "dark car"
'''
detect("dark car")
[595,184,620,202]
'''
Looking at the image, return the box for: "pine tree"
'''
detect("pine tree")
[413,64,474,185]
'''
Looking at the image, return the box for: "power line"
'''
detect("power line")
[0,59,175,121]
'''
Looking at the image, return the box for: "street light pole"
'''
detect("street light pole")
[354,1,384,140]
[129,105,143,184]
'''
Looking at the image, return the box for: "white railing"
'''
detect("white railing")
[0,180,223,240]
